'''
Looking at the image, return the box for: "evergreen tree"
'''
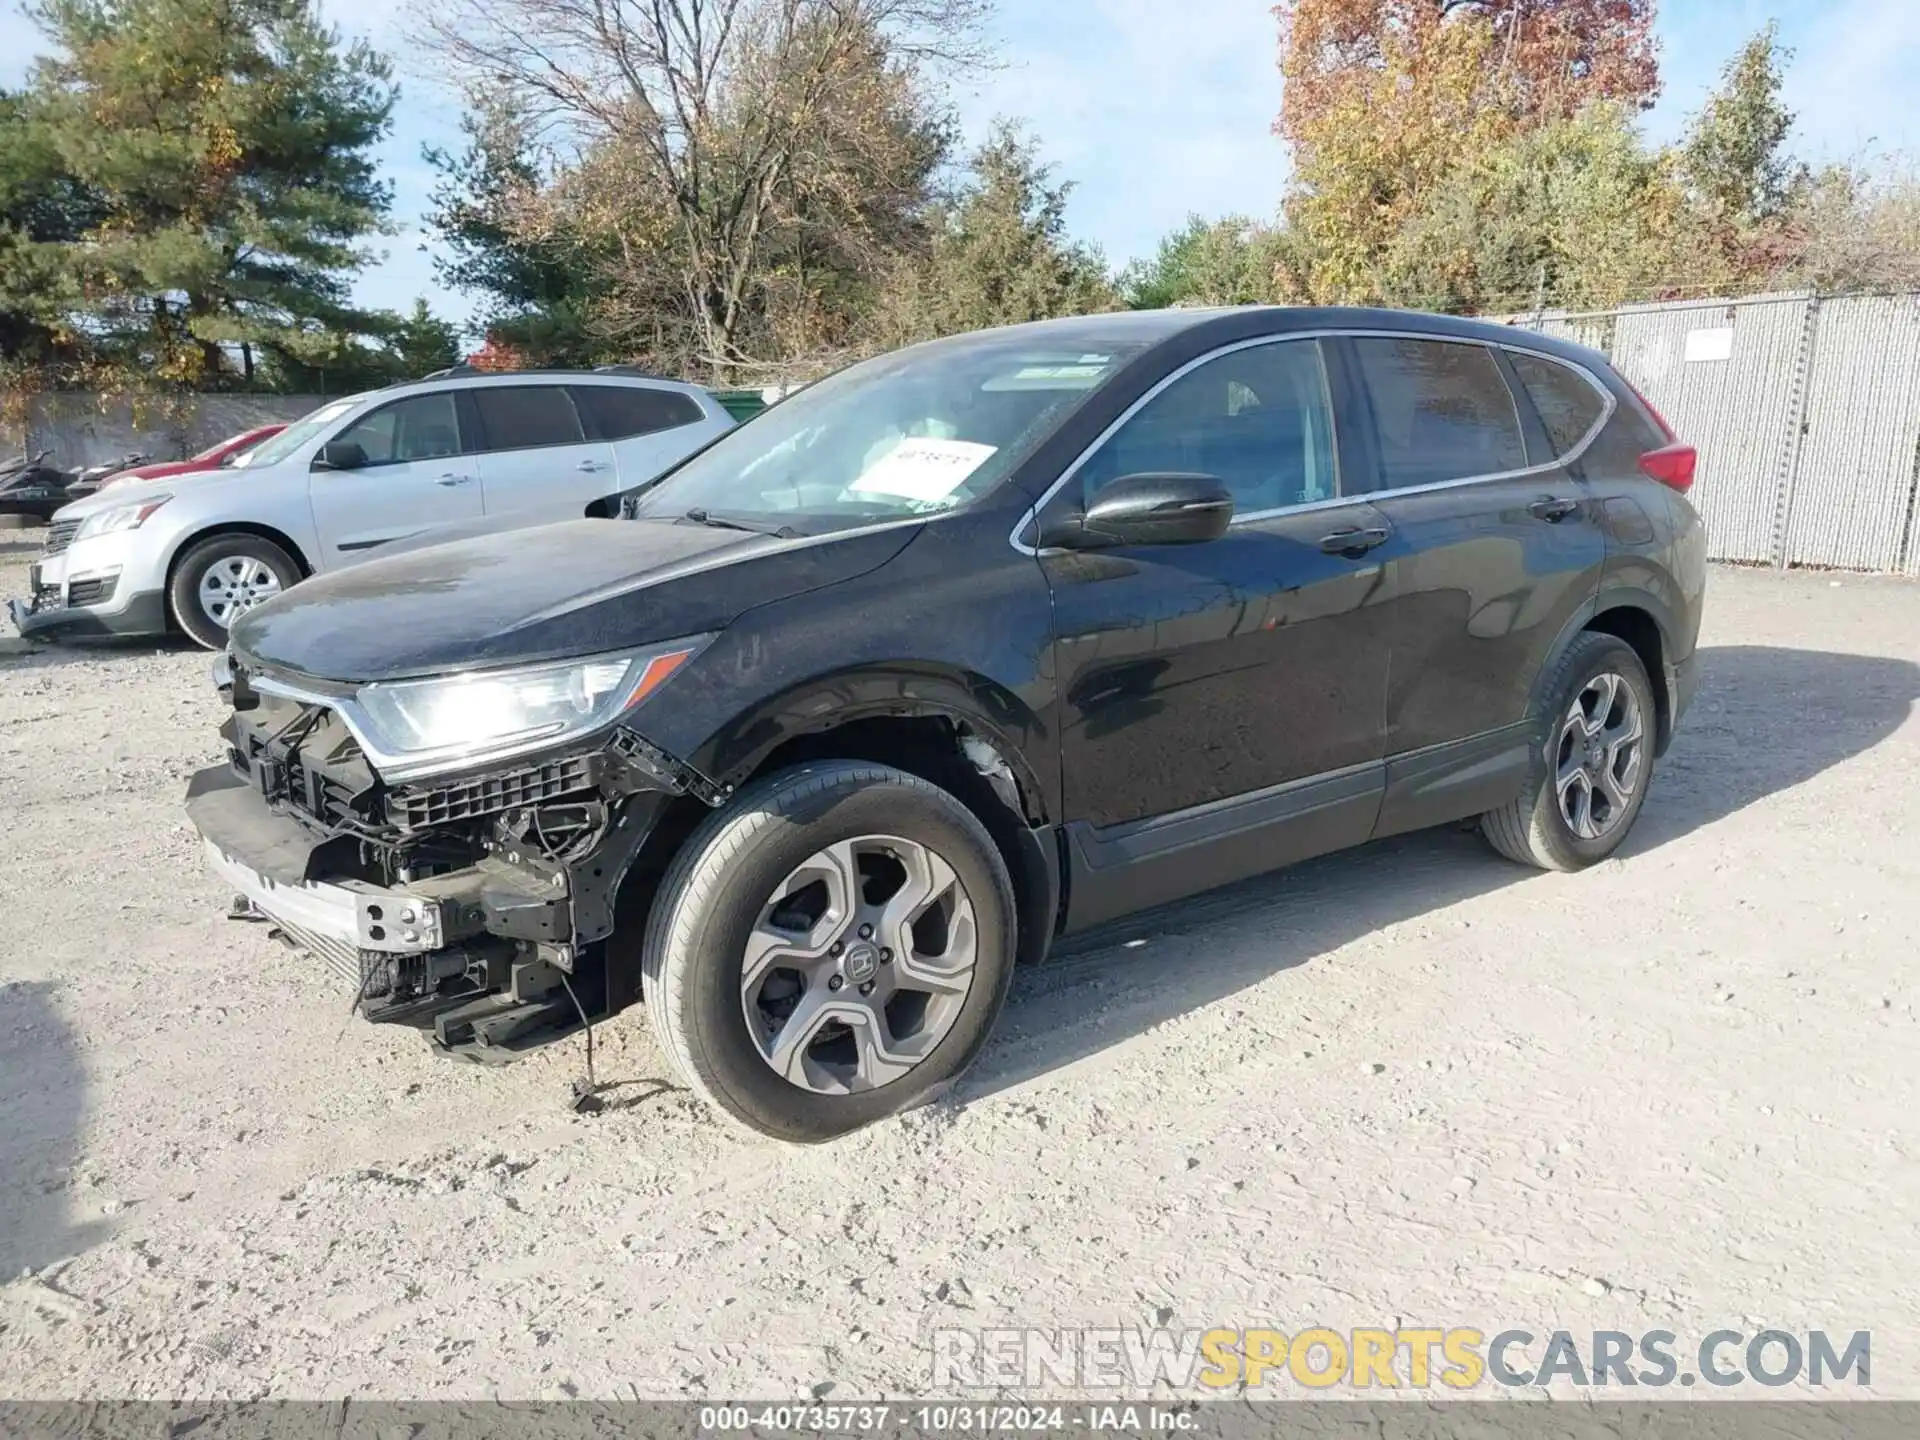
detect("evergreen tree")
[424,99,603,367]
[0,88,105,364]
[1119,215,1291,310]
[386,298,464,378]
[23,0,397,386]
[1683,24,1800,227]
[867,124,1114,346]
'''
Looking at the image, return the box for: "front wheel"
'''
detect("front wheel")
[168,533,302,650]
[639,761,1018,1141]
[1480,632,1658,871]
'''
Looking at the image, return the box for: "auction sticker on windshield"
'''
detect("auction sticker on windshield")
[849,438,997,503]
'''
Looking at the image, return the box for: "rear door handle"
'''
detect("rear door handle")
[434,472,475,486]
[1529,497,1579,522]
[1318,526,1390,556]
[577,460,609,473]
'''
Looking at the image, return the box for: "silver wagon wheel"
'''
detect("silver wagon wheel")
[198,554,284,628]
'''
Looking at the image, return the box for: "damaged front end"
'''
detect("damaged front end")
[185,651,726,1061]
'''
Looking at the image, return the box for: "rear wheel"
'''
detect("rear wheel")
[640,761,1017,1141]
[168,533,301,650]
[1480,631,1657,871]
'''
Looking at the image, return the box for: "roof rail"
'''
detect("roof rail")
[593,363,671,380]
[389,363,689,387]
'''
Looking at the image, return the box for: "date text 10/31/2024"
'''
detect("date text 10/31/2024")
[698,1405,1197,1434]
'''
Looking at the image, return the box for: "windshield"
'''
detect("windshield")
[633,332,1143,533]
[189,437,234,463]
[241,398,363,468]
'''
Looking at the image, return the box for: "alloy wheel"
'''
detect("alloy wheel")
[1554,671,1645,841]
[199,555,283,628]
[740,834,978,1095]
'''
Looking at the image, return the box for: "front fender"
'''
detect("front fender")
[629,515,1061,824]
[667,662,1054,827]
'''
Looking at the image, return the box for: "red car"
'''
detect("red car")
[95,423,287,493]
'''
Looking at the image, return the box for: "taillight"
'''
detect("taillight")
[1639,443,1697,493]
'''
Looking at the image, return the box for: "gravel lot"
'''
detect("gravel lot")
[2,527,1917,1402]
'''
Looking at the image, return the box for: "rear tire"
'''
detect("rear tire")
[640,761,1018,1142]
[168,533,301,650]
[1480,632,1657,872]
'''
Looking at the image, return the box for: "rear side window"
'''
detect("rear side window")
[1509,351,1608,457]
[572,385,704,440]
[473,386,585,451]
[1353,338,1526,488]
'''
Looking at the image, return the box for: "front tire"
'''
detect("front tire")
[640,761,1017,1142]
[1480,632,1658,872]
[168,533,301,650]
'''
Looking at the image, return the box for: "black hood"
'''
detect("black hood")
[232,516,919,682]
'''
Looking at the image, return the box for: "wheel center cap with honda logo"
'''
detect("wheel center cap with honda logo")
[842,943,879,984]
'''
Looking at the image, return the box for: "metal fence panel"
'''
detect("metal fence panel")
[1606,294,1814,565]
[1780,294,1920,573]
[1514,310,1615,355]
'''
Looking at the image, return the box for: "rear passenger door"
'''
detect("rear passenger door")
[1043,337,1397,925]
[469,384,618,520]
[1345,334,1608,837]
[569,382,718,491]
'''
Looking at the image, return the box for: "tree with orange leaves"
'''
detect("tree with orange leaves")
[1274,0,1661,304]
[1277,0,1659,150]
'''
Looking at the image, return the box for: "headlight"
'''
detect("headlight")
[353,638,709,777]
[75,495,171,539]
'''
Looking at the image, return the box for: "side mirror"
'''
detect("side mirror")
[313,440,368,472]
[1038,472,1235,550]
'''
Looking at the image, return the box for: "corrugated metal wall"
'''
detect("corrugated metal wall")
[1507,291,1920,574]
[1786,295,1920,573]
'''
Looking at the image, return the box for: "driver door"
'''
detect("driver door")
[308,392,482,565]
[1039,337,1397,927]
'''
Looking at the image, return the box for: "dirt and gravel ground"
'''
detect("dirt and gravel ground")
[1,527,1917,1402]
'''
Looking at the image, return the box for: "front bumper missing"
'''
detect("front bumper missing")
[185,717,726,1055]
[205,837,450,987]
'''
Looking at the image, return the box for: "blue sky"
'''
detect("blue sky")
[4,0,1917,332]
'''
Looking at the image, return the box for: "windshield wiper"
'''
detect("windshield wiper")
[678,507,798,539]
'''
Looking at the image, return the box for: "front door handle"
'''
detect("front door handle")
[577,459,609,473]
[434,472,475,486]
[1529,497,1579,523]
[1318,526,1390,556]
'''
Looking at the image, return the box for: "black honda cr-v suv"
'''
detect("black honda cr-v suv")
[186,306,1705,1140]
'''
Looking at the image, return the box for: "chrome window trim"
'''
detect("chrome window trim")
[1499,345,1617,466]
[1008,328,1617,554]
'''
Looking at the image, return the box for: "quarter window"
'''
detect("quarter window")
[331,394,463,466]
[1508,351,1608,458]
[474,386,586,451]
[1353,338,1526,488]
[572,385,704,440]
[1076,339,1339,515]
